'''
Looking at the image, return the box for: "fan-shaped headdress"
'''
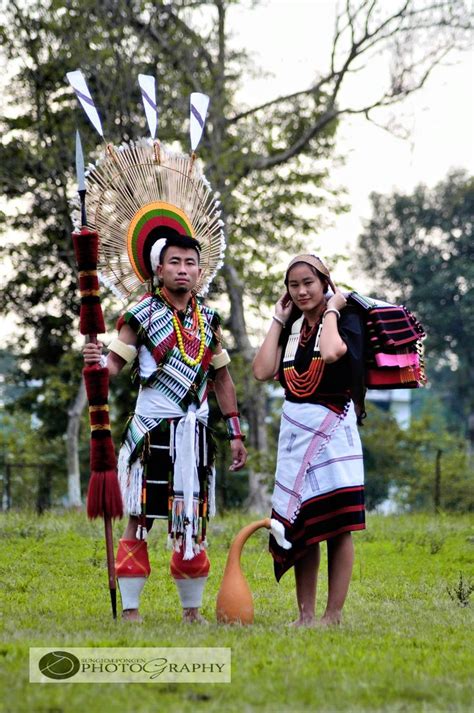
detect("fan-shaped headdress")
[68,70,225,298]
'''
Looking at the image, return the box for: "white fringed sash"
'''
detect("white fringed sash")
[118,388,213,559]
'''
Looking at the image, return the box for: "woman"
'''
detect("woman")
[253,254,366,627]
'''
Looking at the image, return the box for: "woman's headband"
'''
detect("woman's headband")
[286,254,336,293]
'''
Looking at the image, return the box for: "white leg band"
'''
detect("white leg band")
[118,577,146,610]
[174,577,208,608]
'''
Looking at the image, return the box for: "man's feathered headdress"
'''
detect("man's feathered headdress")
[68,70,225,299]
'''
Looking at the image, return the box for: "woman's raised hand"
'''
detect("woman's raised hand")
[275,292,293,324]
[326,287,347,313]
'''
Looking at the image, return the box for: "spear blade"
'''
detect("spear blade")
[75,130,87,226]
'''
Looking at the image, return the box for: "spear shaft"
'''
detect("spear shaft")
[74,130,119,620]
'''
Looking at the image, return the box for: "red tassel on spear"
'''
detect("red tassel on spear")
[72,130,122,619]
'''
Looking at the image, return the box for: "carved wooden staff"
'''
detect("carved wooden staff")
[71,130,123,619]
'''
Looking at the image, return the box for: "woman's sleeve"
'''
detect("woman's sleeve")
[338,309,364,357]
[338,309,366,423]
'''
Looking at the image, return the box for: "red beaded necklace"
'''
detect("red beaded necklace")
[283,316,325,398]
[299,318,319,346]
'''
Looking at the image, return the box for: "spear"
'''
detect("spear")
[71,130,122,619]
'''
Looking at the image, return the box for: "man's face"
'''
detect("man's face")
[156,246,201,294]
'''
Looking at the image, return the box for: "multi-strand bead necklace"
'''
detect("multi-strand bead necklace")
[157,287,206,367]
[282,316,325,398]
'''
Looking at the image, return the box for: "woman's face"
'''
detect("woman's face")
[287,263,326,314]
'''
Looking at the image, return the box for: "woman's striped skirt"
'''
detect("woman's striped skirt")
[270,400,365,581]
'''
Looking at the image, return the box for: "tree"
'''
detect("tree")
[357,171,474,444]
[0,401,68,512]
[359,403,405,510]
[1,0,471,509]
[397,410,473,512]
[359,401,473,513]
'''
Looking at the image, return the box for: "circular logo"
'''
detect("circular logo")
[39,651,80,680]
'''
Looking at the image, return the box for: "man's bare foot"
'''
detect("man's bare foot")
[182,607,208,624]
[122,608,143,623]
[289,617,316,627]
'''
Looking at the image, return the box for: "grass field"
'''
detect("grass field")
[0,510,473,712]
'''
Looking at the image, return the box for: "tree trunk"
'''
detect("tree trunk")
[467,410,474,462]
[66,377,87,508]
[434,449,442,514]
[208,1,273,512]
[243,382,272,514]
[37,468,52,515]
[221,262,272,513]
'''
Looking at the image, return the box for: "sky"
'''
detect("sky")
[227,0,474,284]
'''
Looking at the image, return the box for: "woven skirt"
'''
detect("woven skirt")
[269,401,366,581]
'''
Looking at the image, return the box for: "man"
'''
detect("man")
[84,227,247,622]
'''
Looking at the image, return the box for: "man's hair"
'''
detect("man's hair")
[160,233,201,263]
[144,226,201,276]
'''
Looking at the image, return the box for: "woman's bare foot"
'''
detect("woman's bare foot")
[318,610,342,627]
[122,608,143,623]
[289,616,316,627]
[182,607,208,624]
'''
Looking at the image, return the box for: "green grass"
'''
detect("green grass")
[0,510,473,712]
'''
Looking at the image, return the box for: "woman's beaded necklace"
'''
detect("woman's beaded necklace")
[157,287,206,367]
[283,316,325,398]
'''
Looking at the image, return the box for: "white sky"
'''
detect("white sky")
[1,0,473,339]
[228,0,474,284]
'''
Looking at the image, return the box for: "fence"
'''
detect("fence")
[0,460,56,514]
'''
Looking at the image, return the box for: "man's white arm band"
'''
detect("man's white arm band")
[211,349,231,370]
[108,338,138,364]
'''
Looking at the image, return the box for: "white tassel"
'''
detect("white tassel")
[169,421,175,460]
[200,538,208,550]
[136,525,147,541]
[208,467,216,517]
[118,445,144,516]
[203,429,208,467]
[122,458,144,515]
[270,519,292,550]
[183,527,194,560]
[195,426,200,467]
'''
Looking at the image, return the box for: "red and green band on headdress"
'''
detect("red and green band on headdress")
[127,200,194,282]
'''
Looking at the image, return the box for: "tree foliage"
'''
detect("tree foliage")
[397,411,473,512]
[357,170,474,434]
[359,401,473,513]
[359,404,403,510]
[0,410,67,511]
